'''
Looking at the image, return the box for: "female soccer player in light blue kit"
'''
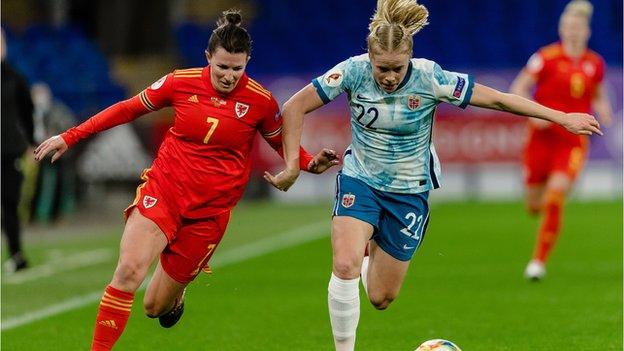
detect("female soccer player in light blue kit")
[265,1,602,350]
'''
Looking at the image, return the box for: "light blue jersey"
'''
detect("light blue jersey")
[313,54,474,194]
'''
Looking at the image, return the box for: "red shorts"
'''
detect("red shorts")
[523,129,588,186]
[124,168,231,284]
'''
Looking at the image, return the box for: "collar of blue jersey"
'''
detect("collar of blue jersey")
[394,60,413,92]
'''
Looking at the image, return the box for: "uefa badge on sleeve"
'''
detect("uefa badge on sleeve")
[407,95,421,110]
[150,75,166,90]
[324,68,343,87]
[143,195,158,209]
[341,193,355,208]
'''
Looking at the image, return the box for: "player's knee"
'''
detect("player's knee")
[369,294,395,310]
[143,298,167,318]
[368,290,396,310]
[113,260,148,289]
[333,256,361,279]
[526,202,541,216]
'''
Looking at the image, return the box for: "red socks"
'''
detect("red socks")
[91,285,134,351]
[533,189,564,263]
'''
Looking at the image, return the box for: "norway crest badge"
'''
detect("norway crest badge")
[341,193,355,208]
[407,95,420,110]
[235,102,250,118]
[143,195,158,209]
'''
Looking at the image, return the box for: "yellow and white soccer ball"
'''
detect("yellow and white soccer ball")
[415,339,462,351]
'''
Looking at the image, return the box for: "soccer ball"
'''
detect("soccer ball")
[415,339,462,351]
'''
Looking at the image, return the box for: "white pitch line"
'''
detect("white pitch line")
[3,248,115,285]
[210,220,330,268]
[0,292,104,331]
[1,220,329,331]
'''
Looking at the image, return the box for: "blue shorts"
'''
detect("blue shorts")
[332,173,430,261]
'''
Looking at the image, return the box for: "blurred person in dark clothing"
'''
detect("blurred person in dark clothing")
[1,28,34,272]
[31,82,77,223]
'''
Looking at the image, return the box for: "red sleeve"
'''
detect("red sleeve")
[141,73,174,110]
[524,51,545,78]
[260,97,314,171]
[61,73,174,147]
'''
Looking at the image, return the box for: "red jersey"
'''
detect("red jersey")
[62,66,312,218]
[524,42,604,141]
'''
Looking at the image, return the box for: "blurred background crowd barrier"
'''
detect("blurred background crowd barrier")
[2,0,622,220]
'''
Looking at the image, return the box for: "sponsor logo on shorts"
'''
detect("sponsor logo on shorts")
[143,195,158,209]
[403,244,415,250]
[453,77,465,98]
[341,193,355,208]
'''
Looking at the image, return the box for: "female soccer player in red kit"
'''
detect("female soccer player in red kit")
[510,0,613,280]
[34,10,339,350]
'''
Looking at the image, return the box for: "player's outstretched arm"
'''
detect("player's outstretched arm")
[34,135,67,163]
[34,74,172,164]
[469,83,602,136]
[509,70,551,129]
[265,84,325,191]
[306,149,340,174]
[263,147,340,190]
[592,83,614,127]
[509,70,536,99]
[33,98,147,163]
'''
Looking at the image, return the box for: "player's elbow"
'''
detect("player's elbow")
[487,92,515,112]
[282,98,302,120]
[509,79,527,97]
[471,84,508,111]
[508,85,522,97]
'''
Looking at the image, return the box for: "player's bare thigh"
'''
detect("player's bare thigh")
[526,172,571,217]
[546,171,573,194]
[144,261,187,318]
[525,184,545,215]
[365,240,410,310]
[331,216,374,279]
[110,208,168,292]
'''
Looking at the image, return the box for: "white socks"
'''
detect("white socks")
[328,273,360,351]
[360,256,370,297]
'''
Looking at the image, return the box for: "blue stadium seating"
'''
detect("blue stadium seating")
[174,0,621,75]
[4,25,126,121]
[4,0,620,123]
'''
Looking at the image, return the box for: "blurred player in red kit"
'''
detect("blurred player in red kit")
[510,0,613,280]
[34,10,339,350]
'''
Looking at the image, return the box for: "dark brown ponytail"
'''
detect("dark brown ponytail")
[207,9,252,55]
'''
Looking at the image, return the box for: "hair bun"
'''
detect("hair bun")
[223,10,242,26]
[208,9,251,54]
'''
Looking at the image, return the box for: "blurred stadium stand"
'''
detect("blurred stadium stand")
[3,25,126,121]
[1,0,621,206]
[3,0,621,116]
[183,0,623,74]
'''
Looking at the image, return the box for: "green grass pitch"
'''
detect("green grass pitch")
[2,200,622,350]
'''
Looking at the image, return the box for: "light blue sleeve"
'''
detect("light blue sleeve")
[311,58,357,104]
[431,63,474,109]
